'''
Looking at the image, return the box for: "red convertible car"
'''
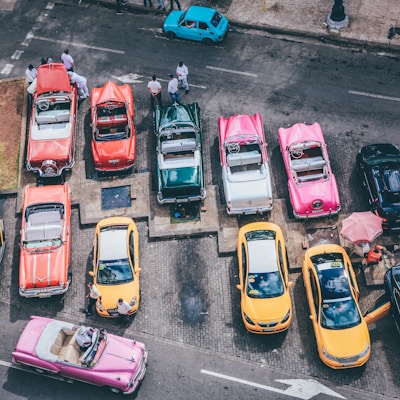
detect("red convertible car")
[90,81,136,172]
[26,63,78,177]
[12,316,148,394]
[278,122,341,219]
[19,183,72,298]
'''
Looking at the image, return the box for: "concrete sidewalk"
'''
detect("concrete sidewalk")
[92,0,400,51]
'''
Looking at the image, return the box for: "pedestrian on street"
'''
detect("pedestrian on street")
[40,56,53,65]
[167,73,180,105]
[144,0,153,7]
[176,61,189,94]
[61,49,75,72]
[116,298,131,325]
[68,71,90,99]
[86,282,101,316]
[147,74,162,108]
[116,0,128,15]
[157,0,165,14]
[25,64,37,85]
[169,0,181,11]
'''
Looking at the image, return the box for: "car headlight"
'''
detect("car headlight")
[243,312,255,325]
[129,297,137,307]
[281,310,291,323]
[19,286,26,293]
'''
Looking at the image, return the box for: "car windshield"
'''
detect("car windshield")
[321,297,361,329]
[24,238,62,250]
[80,328,107,368]
[97,259,133,284]
[247,271,284,298]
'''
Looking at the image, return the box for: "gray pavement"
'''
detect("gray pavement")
[91,0,400,52]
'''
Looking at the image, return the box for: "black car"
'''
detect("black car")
[384,265,400,334]
[356,143,400,231]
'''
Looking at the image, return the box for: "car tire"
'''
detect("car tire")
[202,38,214,46]
[166,31,177,39]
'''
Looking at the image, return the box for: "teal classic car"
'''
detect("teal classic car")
[154,103,206,204]
[163,6,229,44]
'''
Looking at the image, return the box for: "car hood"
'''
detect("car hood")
[163,10,184,30]
[20,247,66,289]
[97,281,138,310]
[28,137,71,163]
[320,322,370,358]
[243,291,291,322]
[92,138,136,165]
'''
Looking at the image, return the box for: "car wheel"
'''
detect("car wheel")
[68,271,73,284]
[166,31,177,39]
[109,387,122,394]
[202,38,214,46]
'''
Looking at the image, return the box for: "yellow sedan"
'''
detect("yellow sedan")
[302,244,370,369]
[237,222,292,334]
[90,217,141,317]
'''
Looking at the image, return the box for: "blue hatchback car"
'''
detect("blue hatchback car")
[163,6,229,44]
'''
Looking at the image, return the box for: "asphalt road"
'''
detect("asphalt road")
[0,1,400,399]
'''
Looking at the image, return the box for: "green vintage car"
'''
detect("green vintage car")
[154,103,206,204]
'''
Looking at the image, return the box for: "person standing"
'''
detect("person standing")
[116,298,131,324]
[167,73,180,105]
[116,0,128,15]
[176,61,189,94]
[144,0,153,7]
[68,71,90,99]
[157,0,165,14]
[169,0,181,10]
[61,49,75,72]
[25,64,37,85]
[147,74,162,109]
[86,282,101,316]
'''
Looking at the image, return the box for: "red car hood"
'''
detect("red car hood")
[92,138,135,164]
[20,247,66,289]
[279,122,325,150]
[36,63,72,96]
[219,113,264,144]
[28,138,71,163]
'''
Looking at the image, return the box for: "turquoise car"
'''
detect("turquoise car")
[163,6,229,44]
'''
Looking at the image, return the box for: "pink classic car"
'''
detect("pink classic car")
[12,316,148,394]
[90,81,136,172]
[26,63,78,177]
[218,113,273,215]
[278,122,341,219]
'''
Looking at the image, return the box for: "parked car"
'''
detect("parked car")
[19,184,72,298]
[278,122,341,219]
[218,113,273,215]
[302,244,370,369]
[90,217,141,317]
[236,222,292,334]
[12,316,147,394]
[90,81,136,172]
[163,6,229,44]
[26,63,78,177]
[154,103,205,204]
[356,143,400,231]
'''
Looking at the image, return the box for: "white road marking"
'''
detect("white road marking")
[11,50,24,60]
[21,31,34,46]
[1,64,14,74]
[31,36,125,54]
[45,2,55,10]
[206,65,257,77]
[201,370,346,400]
[349,90,400,102]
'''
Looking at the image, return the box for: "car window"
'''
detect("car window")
[198,22,210,30]
[241,243,247,284]
[321,298,361,329]
[308,269,319,316]
[129,231,135,269]
[210,11,222,28]
[277,241,287,283]
[97,259,133,284]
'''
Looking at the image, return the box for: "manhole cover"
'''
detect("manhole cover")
[101,186,131,210]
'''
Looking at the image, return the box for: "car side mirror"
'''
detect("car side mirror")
[136,268,142,273]
[288,281,293,288]
[88,271,94,277]
[309,315,316,321]
[236,284,242,291]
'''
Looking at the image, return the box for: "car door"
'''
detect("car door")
[179,19,200,41]
[363,292,390,325]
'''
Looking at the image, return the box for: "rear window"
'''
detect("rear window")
[210,12,222,28]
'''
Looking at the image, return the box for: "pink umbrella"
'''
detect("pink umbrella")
[340,211,383,244]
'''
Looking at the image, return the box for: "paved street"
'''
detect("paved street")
[1,1,400,399]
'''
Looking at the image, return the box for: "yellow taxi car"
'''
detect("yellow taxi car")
[90,217,141,317]
[302,244,370,369]
[237,222,292,334]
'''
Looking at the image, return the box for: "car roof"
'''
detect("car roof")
[248,239,278,274]
[99,227,128,261]
[186,6,217,21]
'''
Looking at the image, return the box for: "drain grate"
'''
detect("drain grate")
[101,186,131,210]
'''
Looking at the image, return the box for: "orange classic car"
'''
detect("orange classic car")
[90,81,136,172]
[26,63,78,178]
[19,183,72,298]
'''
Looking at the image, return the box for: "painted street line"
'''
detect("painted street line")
[349,90,400,103]
[11,50,24,60]
[206,66,257,77]
[201,369,346,400]
[1,64,14,75]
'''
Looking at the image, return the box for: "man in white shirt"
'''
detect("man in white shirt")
[86,282,101,316]
[176,61,189,94]
[68,71,89,99]
[76,326,94,350]
[116,298,131,324]
[167,73,180,105]
[147,74,162,109]
[61,49,75,72]
[25,64,37,85]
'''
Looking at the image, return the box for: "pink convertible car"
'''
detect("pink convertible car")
[278,122,340,219]
[12,316,148,394]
